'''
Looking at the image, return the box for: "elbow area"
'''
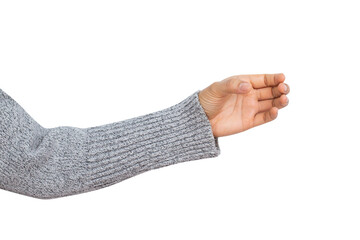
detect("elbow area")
[0,125,92,199]
[0,89,92,199]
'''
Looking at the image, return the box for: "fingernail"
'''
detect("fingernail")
[284,97,289,106]
[239,83,249,91]
[283,84,287,92]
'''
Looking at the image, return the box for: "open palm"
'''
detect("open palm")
[198,73,290,137]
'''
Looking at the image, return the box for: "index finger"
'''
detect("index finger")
[249,73,285,89]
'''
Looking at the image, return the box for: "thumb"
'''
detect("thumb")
[218,77,252,95]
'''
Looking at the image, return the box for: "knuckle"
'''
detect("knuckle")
[227,78,236,88]
[271,86,278,97]
[264,74,269,86]
[263,112,268,122]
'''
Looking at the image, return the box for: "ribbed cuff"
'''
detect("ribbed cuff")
[84,90,221,189]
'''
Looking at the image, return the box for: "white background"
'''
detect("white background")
[0,0,359,239]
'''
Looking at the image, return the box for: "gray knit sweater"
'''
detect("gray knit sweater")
[0,88,220,199]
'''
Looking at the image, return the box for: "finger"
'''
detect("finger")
[256,82,290,100]
[253,107,278,127]
[217,77,252,95]
[250,73,285,89]
[258,94,289,113]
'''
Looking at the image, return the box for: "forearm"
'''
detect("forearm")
[0,88,220,199]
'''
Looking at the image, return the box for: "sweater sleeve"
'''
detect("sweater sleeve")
[0,88,220,199]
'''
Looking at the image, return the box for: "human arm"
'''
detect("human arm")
[0,88,220,199]
[0,73,290,200]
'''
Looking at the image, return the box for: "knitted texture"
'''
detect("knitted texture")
[0,88,220,199]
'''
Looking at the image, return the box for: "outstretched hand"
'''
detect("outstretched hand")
[198,73,290,137]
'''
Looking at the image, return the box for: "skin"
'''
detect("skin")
[198,73,290,138]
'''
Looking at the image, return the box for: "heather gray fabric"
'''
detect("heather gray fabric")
[0,88,220,199]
